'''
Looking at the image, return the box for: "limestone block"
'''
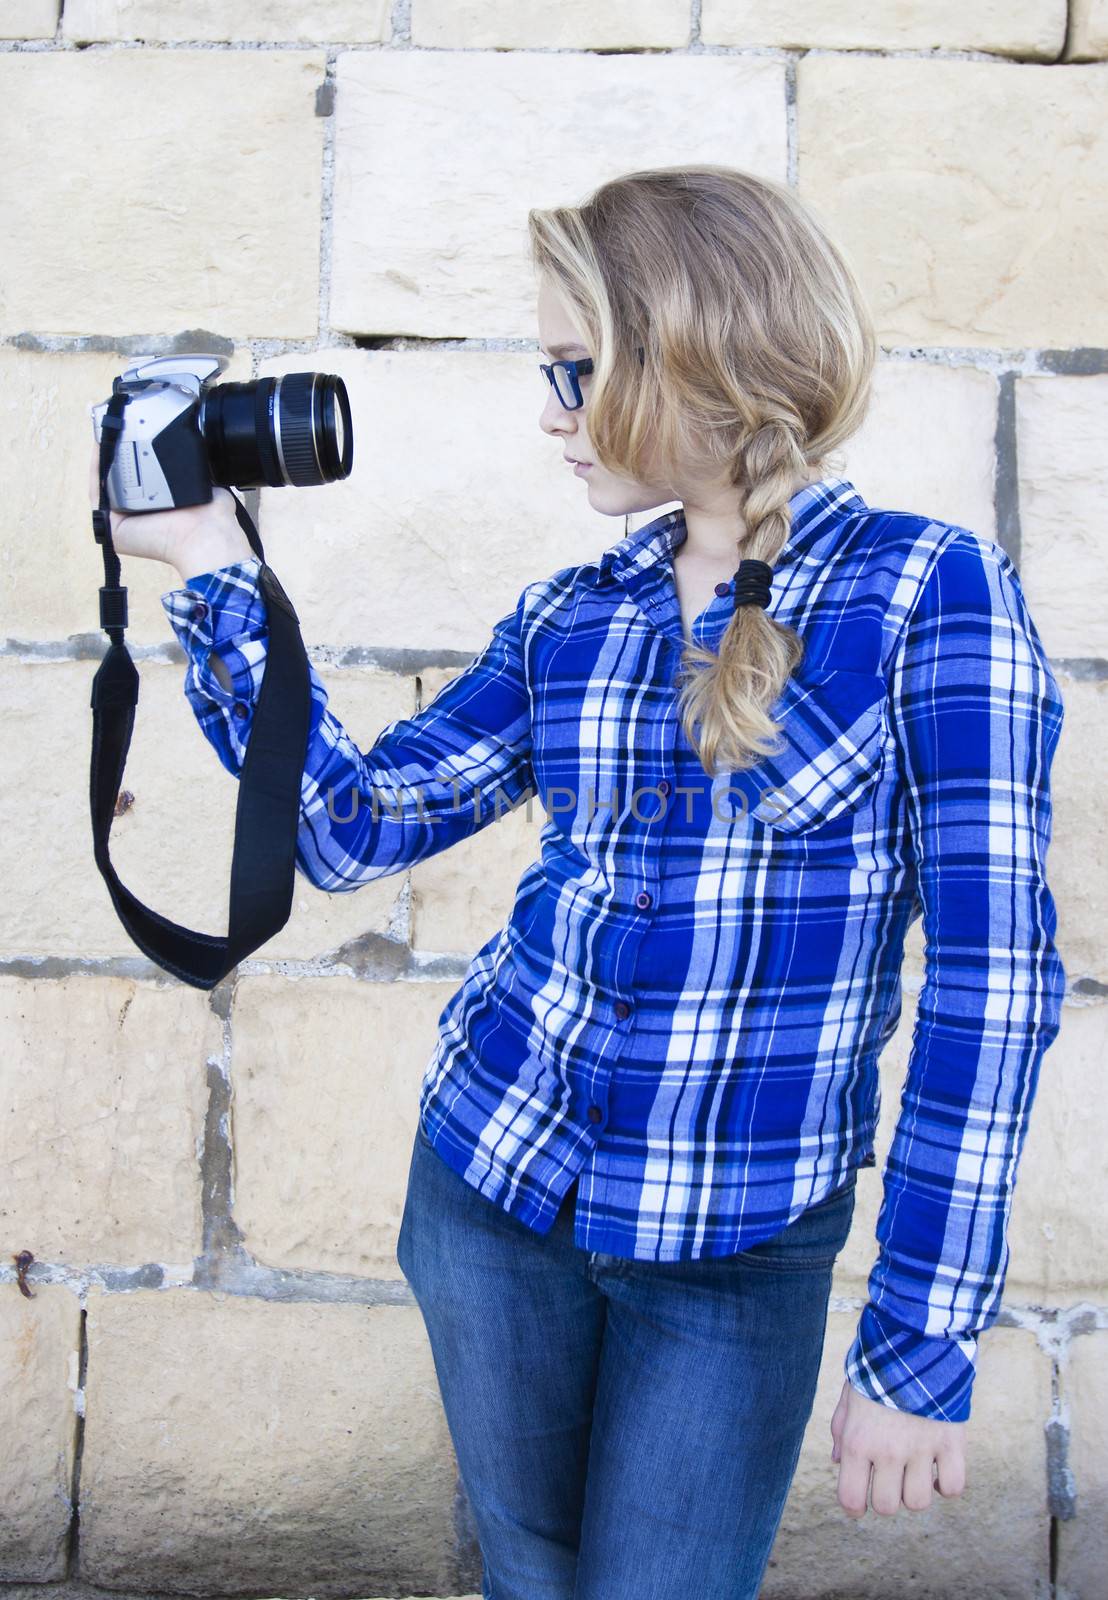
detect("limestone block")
[63,0,388,42]
[762,1318,1051,1595]
[0,1286,81,1582]
[1005,1001,1108,1300]
[0,658,406,965]
[703,0,1066,57]
[409,802,547,958]
[1057,1329,1108,1600]
[836,358,998,539]
[413,0,688,48]
[1047,672,1107,992]
[1016,372,1108,661]
[3,346,253,645]
[797,55,1108,349]
[330,49,788,338]
[253,347,626,652]
[0,0,57,38]
[227,974,461,1276]
[0,976,212,1265]
[902,913,925,979]
[79,1287,459,1595]
[1064,0,1108,59]
[0,51,325,339]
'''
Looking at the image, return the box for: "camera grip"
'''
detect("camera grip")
[151,404,214,510]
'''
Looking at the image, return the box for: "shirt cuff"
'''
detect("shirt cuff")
[844,1302,978,1423]
[160,557,267,711]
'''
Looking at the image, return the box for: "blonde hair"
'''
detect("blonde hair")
[527,164,877,778]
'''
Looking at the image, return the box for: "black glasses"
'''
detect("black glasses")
[540,347,646,411]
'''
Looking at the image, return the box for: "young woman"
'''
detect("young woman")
[95,165,1066,1600]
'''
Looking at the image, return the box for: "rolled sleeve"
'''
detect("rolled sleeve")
[161,557,269,758]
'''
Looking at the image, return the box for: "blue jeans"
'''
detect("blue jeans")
[395,1117,858,1600]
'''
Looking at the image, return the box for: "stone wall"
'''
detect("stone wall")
[1,4,1105,1597]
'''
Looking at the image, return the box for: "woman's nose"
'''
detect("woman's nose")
[540,384,579,433]
[539,390,566,431]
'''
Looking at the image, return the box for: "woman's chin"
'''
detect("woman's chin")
[581,479,644,517]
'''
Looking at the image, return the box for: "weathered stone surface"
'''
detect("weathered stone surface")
[1016,372,1108,661]
[1057,1328,1108,1600]
[253,347,626,652]
[330,49,788,337]
[79,1287,460,1595]
[0,976,211,1265]
[1064,0,1108,59]
[413,0,688,48]
[703,0,1066,57]
[0,51,325,339]
[1007,999,1108,1300]
[0,0,57,37]
[410,799,547,959]
[832,358,999,541]
[227,974,461,1276]
[0,657,406,964]
[764,1319,1051,1596]
[1,346,252,646]
[63,0,388,42]
[0,1286,81,1582]
[798,54,1108,349]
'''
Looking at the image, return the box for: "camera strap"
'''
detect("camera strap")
[89,388,313,991]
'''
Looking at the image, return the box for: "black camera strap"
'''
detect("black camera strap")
[89,388,313,991]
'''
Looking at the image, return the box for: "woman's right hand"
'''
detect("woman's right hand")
[88,439,255,579]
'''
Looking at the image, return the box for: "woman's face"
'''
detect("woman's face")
[536,274,678,520]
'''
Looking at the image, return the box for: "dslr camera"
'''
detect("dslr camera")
[90,353,353,512]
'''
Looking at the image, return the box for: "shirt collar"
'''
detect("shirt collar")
[592,475,867,589]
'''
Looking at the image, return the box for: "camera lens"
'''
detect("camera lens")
[200,372,354,490]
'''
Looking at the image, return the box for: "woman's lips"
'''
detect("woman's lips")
[573,462,593,476]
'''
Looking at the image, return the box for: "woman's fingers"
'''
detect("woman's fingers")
[86,436,247,567]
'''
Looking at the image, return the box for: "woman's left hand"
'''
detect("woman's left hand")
[830,1377,967,1516]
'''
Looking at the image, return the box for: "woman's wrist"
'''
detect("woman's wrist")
[172,520,255,586]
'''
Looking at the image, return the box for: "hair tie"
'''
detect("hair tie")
[732,557,774,609]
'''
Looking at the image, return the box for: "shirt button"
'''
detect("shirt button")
[231,701,249,720]
[614,1000,631,1020]
[635,890,652,910]
[714,581,731,597]
[190,600,209,622]
[587,1105,603,1124]
[658,780,671,797]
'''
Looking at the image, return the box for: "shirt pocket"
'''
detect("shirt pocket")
[715,665,890,836]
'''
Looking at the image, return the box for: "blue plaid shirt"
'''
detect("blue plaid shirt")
[161,475,1065,1424]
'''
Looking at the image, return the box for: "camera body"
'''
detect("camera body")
[90,353,353,513]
